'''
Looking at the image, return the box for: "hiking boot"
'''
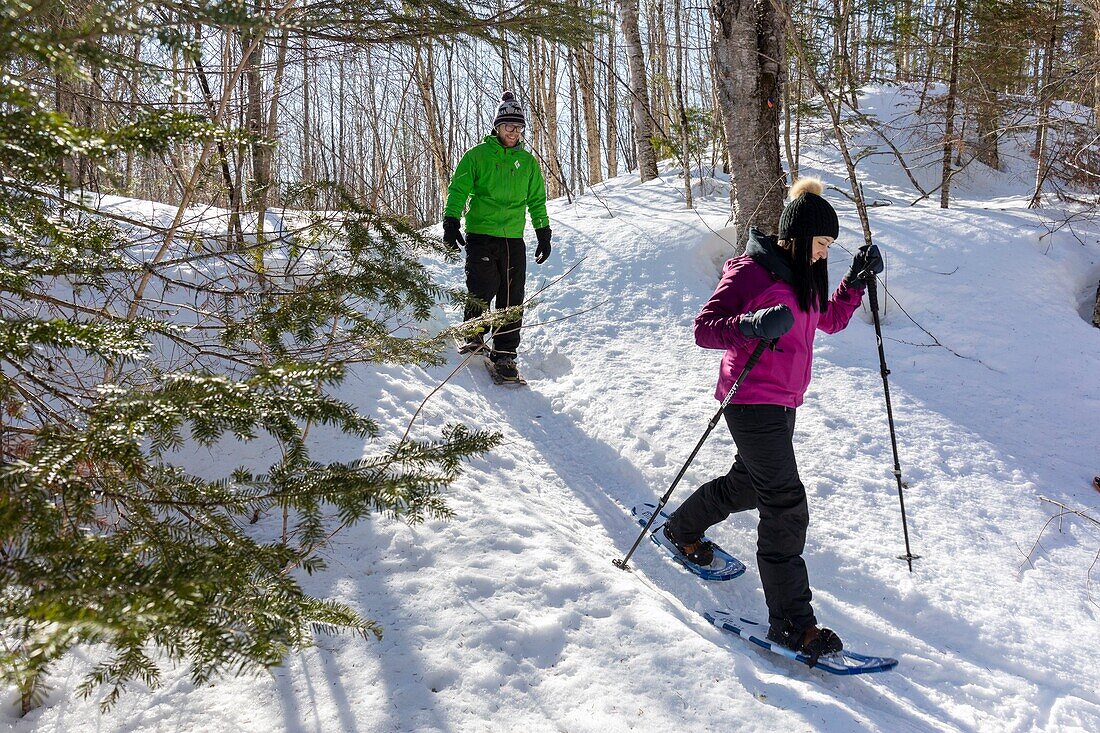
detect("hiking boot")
[492,356,519,380]
[662,523,715,566]
[459,335,485,354]
[767,620,843,664]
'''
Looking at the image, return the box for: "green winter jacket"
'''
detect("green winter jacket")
[444,135,549,238]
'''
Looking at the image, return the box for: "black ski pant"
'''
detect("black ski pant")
[668,404,816,632]
[463,233,526,360]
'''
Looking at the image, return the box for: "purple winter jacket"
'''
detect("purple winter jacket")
[695,229,866,408]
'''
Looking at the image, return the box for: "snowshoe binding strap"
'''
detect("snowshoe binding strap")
[799,627,844,668]
[662,524,714,566]
[767,621,844,667]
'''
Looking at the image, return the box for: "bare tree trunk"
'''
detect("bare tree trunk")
[605,8,620,179]
[901,0,915,81]
[568,52,582,194]
[974,104,1001,171]
[618,0,659,181]
[784,54,798,181]
[673,0,693,207]
[648,0,672,138]
[1095,10,1100,130]
[834,0,859,108]
[536,40,566,198]
[1030,0,1062,209]
[301,38,314,201]
[260,27,289,211]
[192,24,244,244]
[240,11,267,219]
[940,0,963,209]
[574,43,603,184]
[413,42,451,207]
[711,0,787,248]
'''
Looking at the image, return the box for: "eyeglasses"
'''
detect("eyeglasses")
[499,124,525,134]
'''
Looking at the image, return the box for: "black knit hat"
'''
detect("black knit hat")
[778,178,839,240]
[492,91,526,129]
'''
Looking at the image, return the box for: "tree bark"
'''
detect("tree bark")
[711,0,787,248]
[974,104,1001,171]
[784,54,798,181]
[538,40,566,198]
[1095,11,1100,130]
[1029,0,1062,209]
[605,8,620,179]
[674,0,693,207]
[618,0,659,181]
[940,0,963,209]
[240,9,267,218]
[574,43,603,185]
[413,42,451,208]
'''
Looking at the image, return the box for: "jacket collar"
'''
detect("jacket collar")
[745,227,794,284]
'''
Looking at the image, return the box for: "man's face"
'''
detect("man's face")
[497,123,523,148]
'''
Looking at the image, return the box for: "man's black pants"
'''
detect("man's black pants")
[668,404,816,632]
[463,233,526,359]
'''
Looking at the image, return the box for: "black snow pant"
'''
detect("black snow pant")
[463,232,527,360]
[667,404,815,632]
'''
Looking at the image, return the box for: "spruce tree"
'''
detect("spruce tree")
[0,0,541,714]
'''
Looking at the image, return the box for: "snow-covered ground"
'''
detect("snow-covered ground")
[8,86,1100,732]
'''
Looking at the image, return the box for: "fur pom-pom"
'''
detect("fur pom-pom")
[788,177,825,200]
[501,90,515,102]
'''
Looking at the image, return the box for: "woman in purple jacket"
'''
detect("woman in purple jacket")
[663,178,882,661]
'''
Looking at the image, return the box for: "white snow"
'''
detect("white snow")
[7,85,1100,732]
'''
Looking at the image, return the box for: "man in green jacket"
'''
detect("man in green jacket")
[442,90,552,381]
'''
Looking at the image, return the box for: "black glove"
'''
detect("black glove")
[534,226,552,264]
[844,244,883,286]
[738,304,794,340]
[442,217,465,251]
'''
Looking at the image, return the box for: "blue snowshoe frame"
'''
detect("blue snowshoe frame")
[631,503,746,581]
[704,610,899,675]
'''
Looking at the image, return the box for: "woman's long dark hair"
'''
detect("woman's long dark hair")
[783,235,830,312]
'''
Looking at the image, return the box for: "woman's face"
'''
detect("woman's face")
[497,123,523,148]
[811,235,834,263]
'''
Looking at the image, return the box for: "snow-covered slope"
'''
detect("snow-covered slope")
[10,86,1100,732]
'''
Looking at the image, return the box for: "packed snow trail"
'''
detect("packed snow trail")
[11,87,1100,731]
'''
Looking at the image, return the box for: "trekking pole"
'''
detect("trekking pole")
[614,338,772,572]
[865,276,920,572]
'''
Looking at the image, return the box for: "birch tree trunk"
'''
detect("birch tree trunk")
[618,0,659,181]
[605,10,620,179]
[711,0,786,248]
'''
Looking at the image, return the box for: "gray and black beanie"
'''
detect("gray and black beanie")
[492,91,526,129]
